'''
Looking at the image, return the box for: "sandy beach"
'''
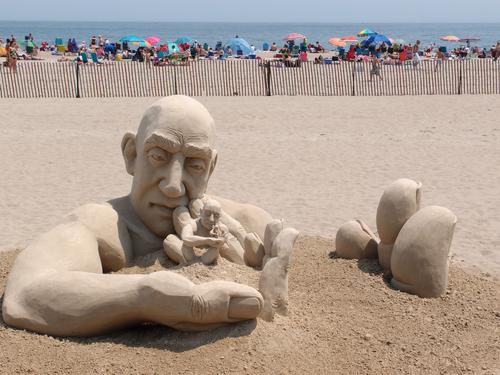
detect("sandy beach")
[0,95,499,373]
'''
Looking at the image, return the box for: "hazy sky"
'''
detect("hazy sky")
[1,0,499,23]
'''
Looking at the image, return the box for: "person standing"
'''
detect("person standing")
[369,54,383,82]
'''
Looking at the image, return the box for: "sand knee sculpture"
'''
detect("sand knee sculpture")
[2,95,298,336]
[376,178,422,272]
[335,219,379,259]
[391,206,457,297]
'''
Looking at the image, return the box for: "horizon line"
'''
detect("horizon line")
[1,20,500,24]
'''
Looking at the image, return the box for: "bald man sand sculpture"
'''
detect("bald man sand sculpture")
[2,96,298,336]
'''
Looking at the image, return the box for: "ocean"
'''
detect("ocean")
[0,21,499,49]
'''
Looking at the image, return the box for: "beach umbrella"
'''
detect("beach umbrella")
[225,37,252,55]
[328,38,346,47]
[283,32,306,41]
[362,34,392,46]
[175,36,193,45]
[341,36,358,42]
[145,36,161,45]
[440,35,460,42]
[119,35,144,43]
[357,28,377,37]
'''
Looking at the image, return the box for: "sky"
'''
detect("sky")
[1,0,499,23]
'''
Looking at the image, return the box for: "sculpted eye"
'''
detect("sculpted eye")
[147,148,169,165]
[186,158,206,174]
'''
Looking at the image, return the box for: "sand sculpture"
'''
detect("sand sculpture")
[391,206,457,297]
[335,219,378,259]
[376,178,422,272]
[335,179,456,298]
[2,96,298,336]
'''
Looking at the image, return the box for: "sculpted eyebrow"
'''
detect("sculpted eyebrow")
[183,143,212,159]
[144,133,180,152]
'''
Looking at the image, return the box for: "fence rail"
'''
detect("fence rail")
[0,59,499,98]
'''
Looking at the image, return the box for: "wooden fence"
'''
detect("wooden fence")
[0,59,499,98]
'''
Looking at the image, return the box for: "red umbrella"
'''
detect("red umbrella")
[328,38,346,47]
[283,33,306,41]
[145,36,161,45]
[341,36,358,42]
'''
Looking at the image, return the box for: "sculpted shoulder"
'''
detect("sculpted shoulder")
[209,195,273,241]
[66,203,133,271]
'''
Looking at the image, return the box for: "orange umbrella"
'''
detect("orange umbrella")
[328,38,346,47]
[440,35,460,42]
[341,36,358,42]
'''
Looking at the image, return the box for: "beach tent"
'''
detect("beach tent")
[119,35,150,48]
[361,34,392,46]
[166,41,181,55]
[357,28,377,37]
[225,37,252,55]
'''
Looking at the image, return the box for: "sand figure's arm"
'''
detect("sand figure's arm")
[2,222,262,336]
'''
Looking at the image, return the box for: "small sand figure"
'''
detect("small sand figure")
[164,199,263,266]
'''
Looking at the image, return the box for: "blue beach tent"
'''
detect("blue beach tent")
[225,37,252,55]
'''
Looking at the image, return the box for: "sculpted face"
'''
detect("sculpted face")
[200,199,222,230]
[123,96,217,237]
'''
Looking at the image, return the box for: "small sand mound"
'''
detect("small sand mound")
[116,249,260,288]
[0,235,499,374]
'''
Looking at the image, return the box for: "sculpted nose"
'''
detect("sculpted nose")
[159,154,186,198]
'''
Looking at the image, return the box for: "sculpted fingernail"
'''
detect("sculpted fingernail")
[228,297,261,319]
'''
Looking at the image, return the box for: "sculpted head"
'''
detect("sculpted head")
[200,199,222,230]
[122,96,217,237]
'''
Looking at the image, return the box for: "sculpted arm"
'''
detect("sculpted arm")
[2,221,262,336]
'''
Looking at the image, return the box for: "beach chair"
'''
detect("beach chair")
[291,45,300,57]
[324,58,333,65]
[90,52,102,64]
[157,51,167,59]
[263,42,269,51]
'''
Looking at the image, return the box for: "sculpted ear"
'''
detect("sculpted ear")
[121,132,137,176]
[209,150,218,177]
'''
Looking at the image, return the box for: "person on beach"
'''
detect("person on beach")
[369,54,382,82]
[7,39,18,73]
[435,49,445,72]
[495,42,500,61]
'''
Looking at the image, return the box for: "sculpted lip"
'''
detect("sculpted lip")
[149,202,174,216]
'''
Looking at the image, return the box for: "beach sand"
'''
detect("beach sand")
[0,96,499,373]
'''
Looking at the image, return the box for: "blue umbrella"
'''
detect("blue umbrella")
[225,37,252,55]
[119,35,145,43]
[362,34,392,47]
[175,36,193,45]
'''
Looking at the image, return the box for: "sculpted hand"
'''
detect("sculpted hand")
[141,271,263,331]
[208,237,226,247]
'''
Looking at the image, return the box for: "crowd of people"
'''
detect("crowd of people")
[1,31,500,72]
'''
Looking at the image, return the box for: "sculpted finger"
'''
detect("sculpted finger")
[192,281,263,323]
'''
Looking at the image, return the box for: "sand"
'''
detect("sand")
[0,96,499,373]
[0,96,499,278]
[1,236,499,374]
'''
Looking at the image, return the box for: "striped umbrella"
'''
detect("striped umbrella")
[283,33,306,41]
[145,36,161,45]
[357,28,377,37]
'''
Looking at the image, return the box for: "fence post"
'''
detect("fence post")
[458,60,462,95]
[265,61,271,96]
[75,63,80,98]
[351,62,355,96]
[173,65,178,95]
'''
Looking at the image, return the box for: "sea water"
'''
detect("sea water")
[0,21,499,49]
